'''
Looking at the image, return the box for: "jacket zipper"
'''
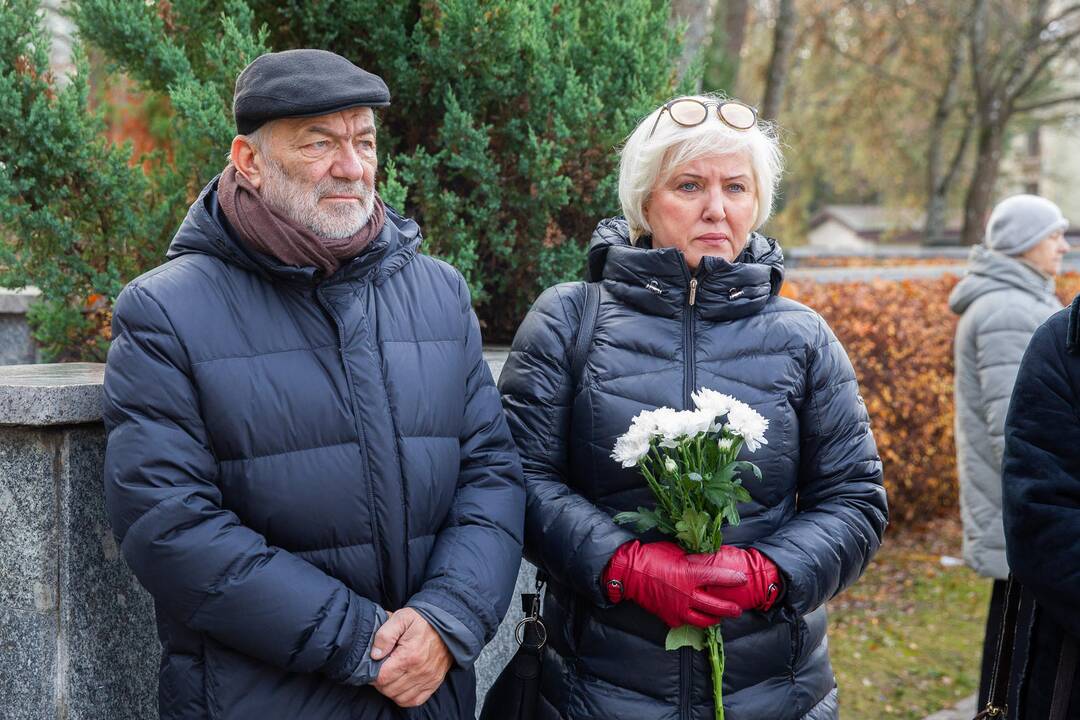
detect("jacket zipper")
[317,287,389,600]
[681,646,692,719]
[789,609,803,682]
[683,277,698,409]
[680,274,698,720]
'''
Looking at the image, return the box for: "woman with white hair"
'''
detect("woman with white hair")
[498,96,888,719]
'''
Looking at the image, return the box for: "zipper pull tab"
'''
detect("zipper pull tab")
[688,278,698,306]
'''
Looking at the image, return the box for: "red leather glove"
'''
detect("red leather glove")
[602,541,747,628]
[687,546,782,612]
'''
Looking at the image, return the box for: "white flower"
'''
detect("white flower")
[652,407,692,447]
[717,436,734,452]
[664,457,678,473]
[692,388,735,428]
[611,430,651,468]
[723,400,769,453]
[612,401,734,467]
[612,409,665,467]
[683,408,716,436]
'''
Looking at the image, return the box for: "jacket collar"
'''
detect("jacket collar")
[166,175,421,288]
[948,244,1058,314]
[586,217,785,321]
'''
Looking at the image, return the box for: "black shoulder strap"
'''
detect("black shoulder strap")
[570,282,601,388]
[976,575,1023,719]
[1050,632,1078,720]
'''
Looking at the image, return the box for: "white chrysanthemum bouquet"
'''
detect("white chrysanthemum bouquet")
[611,388,769,720]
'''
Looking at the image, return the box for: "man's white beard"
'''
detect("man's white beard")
[259,155,375,239]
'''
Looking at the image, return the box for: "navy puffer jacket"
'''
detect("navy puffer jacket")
[498,219,887,720]
[103,178,524,720]
[1002,297,1080,718]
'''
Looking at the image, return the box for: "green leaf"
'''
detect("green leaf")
[675,508,710,551]
[732,461,763,481]
[666,624,706,651]
[614,507,661,533]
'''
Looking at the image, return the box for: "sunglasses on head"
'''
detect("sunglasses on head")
[647,98,758,139]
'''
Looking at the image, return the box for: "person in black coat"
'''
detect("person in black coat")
[498,95,888,720]
[102,50,524,720]
[1002,294,1080,718]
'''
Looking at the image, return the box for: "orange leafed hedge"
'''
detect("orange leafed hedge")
[780,271,1080,526]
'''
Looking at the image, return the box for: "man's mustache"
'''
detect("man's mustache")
[315,179,373,201]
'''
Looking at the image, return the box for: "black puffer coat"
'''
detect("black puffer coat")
[1002,296,1080,718]
[498,219,887,720]
[103,178,524,719]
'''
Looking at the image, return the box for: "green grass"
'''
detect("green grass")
[827,518,992,719]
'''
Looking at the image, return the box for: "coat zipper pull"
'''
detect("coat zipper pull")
[688,278,698,306]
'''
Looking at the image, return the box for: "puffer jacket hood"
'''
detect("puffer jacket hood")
[948,244,1055,315]
[587,218,785,320]
[500,218,886,720]
[103,177,524,720]
[950,242,1061,579]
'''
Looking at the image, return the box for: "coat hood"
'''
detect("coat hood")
[949,244,1057,315]
[586,216,785,322]
[167,175,421,287]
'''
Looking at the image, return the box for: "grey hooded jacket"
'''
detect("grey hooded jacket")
[949,245,1062,579]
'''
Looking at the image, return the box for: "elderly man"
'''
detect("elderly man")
[102,49,524,720]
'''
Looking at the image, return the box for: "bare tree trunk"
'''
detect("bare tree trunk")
[723,0,750,88]
[924,39,967,245]
[961,120,1005,245]
[761,0,797,120]
[671,0,720,86]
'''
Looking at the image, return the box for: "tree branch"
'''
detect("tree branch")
[1015,93,1080,114]
[969,0,988,102]
[1042,3,1080,32]
[1008,26,1080,103]
[942,110,975,191]
[818,32,934,94]
[995,0,1052,100]
[761,0,798,120]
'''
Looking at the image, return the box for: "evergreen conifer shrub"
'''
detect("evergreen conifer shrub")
[1,0,687,358]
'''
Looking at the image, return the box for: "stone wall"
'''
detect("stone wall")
[0,289,40,366]
[0,355,529,719]
[0,364,157,719]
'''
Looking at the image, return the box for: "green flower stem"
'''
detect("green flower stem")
[706,624,725,720]
[640,462,678,520]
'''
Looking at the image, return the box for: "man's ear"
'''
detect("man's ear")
[230,135,263,189]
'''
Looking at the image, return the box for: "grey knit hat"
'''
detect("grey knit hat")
[985,194,1068,256]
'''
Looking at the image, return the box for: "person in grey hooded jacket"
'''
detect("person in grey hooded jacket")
[948,193,1069,707]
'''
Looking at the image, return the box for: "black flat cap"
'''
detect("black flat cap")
[233,49,391,134]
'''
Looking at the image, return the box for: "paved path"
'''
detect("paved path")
[922,693,977,720]
[786,264,966,283]
[786,252,1080,284]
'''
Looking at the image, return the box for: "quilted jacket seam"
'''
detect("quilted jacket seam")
[536,286,578,456]
[190,343,339,366]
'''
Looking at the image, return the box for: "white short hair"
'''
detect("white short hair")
[618,94,783,243]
